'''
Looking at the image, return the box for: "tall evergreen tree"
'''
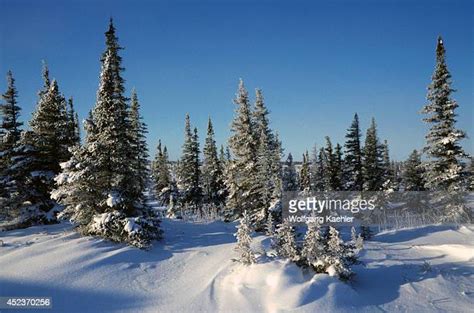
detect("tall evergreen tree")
[53,20,161,247]
[255,128,274,221]
[270,134,284,195]
[421,37,469,221]
[403,149,425,191]
[309,144,319,191]
[343,113,363,191]
[299,151,311,192]
[225,79,259,220]
[202,117,225,204]
[129,89,149,204]
[177,114,202,208]
[380,140,393,190]
[362,118,383,191]
[323,136,341,191]
[25,76,70,211]
[152,140,173,205]
[0,71,23,218]
[314,148,327,191]
[0,71,22,151]
[283,153,297,191]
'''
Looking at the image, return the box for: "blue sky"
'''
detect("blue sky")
[0,0,472,161]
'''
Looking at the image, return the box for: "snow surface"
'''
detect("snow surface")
[1,221,473,312]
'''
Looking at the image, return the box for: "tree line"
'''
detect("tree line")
[0,18,471,248]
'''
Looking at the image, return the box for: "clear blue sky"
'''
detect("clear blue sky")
[0,0,472,161]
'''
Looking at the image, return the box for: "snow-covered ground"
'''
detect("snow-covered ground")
[1,220,473,312]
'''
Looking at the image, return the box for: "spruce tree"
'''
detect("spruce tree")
[0,71,23,218]
[202,117,224,205]
[403,150,425,191]
[343,113,363,191]
[53,20,161,247]
[283,153,297,191]
[299,151,311,192]
[152,140,173,204]
[0,71,22,151]
[129,89,149,205]
[380,140,393,190]
[421,37,469,221]
[309,145,319,191]
[275,219,299,261]
[323,136,340,191]
[301,219,324,271]
[265,212,275,237]
[325,226,351,279]
[226,79,259,220]
[177,114,202,209]
[234,210,256,264]
[25,76,70,212]
[270,133,283,201]
[255,128,274,223]
[314,148,326,191]
[362,118,383,191]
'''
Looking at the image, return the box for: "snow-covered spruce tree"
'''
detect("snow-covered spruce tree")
[176,114,202,213]
[345,226,363,265]
[218,144,230,201]
[421,37,470,222]
[129,89,149,205]
[202,117,225,206]
[323,136,341,191]
[255,128,274,227]
[275,219,299,261]
[362,118,383,191]
[0,71,23,219]
[265,211,275,237]
[334,143,344,190]
[253,89,281,226]
[380,140,394,190]
[152,140,173,205]
[283,153,298,191]
[270,133,283,201]
[25,72,71,214]
[225,79,259,221]
[299,151,311,193]
[309,145,319,191]
[53,20,161,248]
[325,226,352,280]
[403,149,425,191]
[253,89,275,153]
[301,219,325,272]
[344,113,363,191]
[234,210,256,265]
